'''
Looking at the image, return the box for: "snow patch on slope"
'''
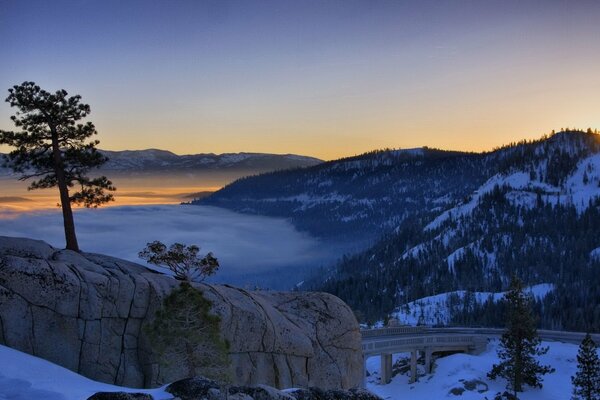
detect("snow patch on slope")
[391,284,554,326]
[426,153,600,231]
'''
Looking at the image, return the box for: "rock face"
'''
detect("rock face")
[0,236,362,390]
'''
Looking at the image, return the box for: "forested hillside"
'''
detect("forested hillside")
[316,130,600,331]
[197,148,492,247]
[199,130,600,331]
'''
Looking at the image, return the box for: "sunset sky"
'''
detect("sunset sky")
[1,0,600,160]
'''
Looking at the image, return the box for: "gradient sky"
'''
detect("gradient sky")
[1,0,600,160]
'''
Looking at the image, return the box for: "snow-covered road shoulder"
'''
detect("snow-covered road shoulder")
[366,339,579,400]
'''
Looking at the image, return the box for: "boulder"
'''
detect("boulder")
[164,377,382,400]
[289,388,381,400]
[0,236,362,389]
[165,376,221,400]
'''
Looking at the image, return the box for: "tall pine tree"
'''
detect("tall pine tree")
[0,82,115,251]
[488,276,554,397]
[572,333,600,400]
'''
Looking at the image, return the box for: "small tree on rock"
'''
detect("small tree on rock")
[139,241,219,282]
[488,276,554,398]
[145,282,230,382]
[0,82,115,251]
[572,333,600,400]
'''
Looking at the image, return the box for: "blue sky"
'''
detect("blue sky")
[1,0,600,159]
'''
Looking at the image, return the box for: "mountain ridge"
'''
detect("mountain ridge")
[317,130,600,331]
[196,129,600,332]
[0,149,323,175]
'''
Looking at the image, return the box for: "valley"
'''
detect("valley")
[196,130,600,332]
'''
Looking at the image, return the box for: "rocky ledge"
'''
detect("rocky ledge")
[0,236,362,389]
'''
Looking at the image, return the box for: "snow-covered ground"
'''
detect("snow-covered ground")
[0,345,170,400]
[390,284,554,326]
[366,339,579,400]
[0,339,581,400]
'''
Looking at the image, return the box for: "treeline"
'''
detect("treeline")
[198,147,492,243]
[314,132,600,331]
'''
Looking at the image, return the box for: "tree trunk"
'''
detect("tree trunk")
[50,126,80,252]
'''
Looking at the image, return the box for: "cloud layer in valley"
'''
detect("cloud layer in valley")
[0,205,332,288]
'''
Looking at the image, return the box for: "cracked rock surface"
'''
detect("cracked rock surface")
[0,236,363,390]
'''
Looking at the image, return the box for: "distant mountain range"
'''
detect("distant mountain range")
[0,149,323,176]
[196,130,600,332]
[98,149,323,173]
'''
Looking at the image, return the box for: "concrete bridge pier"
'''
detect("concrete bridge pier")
[409,350,418,383]
[379,350,421,384]
[380,353,393,384]
[424,348,432,374]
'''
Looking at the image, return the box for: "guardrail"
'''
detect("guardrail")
[361,326,425,338]
[361,327,600,346]
[362,333,481,355]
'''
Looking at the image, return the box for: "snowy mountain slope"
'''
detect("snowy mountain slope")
[390,284,554,326]
[315,131,600,330]
[426,151,600,230]
[197,147,492,244]
[199,131,600,245]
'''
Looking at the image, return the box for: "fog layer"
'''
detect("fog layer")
[0,205,333,289]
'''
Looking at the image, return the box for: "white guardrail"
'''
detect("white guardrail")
[361,327,600,346]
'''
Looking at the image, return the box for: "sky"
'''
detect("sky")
[1,0,600,160]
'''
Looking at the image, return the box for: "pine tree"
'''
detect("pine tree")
[144,282,230,382]
[488,276,555,397]
[0,82,115,251]
[139,241,219,283]
[572,333,600,400]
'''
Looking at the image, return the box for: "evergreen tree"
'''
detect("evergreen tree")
[139,241,219,282]
[0,82,115,251]
[144,282,230,381]
[488,276,554,397]
[572,333,600,400]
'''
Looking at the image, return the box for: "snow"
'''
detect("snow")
[0,322,582,400]
[446,245,468,272]
[425,152,600,232]
[391,284,555,326]
[366,339,581,400]
[219,153,253,164]
[400,242,427,260]
[564,153,600,211]
[425,172,559,231]
[590,246,600,260]
[0,344,170,400]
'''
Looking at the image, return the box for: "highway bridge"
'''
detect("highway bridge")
[361,327,600,385]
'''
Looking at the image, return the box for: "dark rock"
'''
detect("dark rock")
[86,393,154,400]
[230,384,294,400]
[165,376,220,400]
[289,387,382,400]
